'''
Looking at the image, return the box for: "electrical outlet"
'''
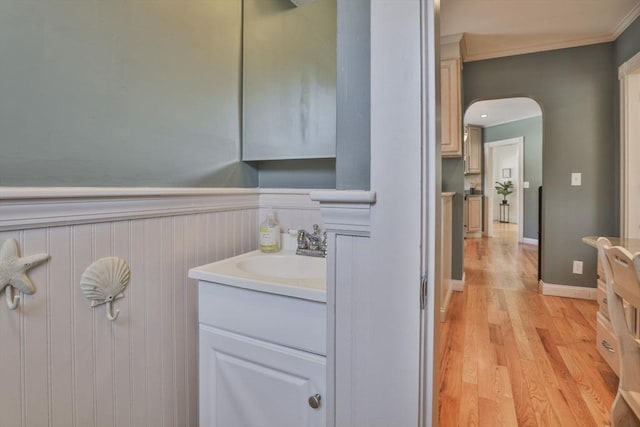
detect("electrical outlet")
[571,173,582,186]
[523,181,530,189]
[573,260,583,274]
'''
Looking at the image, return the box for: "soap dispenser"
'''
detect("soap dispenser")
[259,213,281,253]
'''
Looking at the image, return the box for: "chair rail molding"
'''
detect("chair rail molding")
[310,190,376,427]
[0,187,260,231]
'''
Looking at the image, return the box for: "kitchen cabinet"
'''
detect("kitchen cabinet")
[466,195,483,235]
[464,125,482,175]
[441,58,462,158]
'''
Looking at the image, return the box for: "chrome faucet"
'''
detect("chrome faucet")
[295,224,327,258]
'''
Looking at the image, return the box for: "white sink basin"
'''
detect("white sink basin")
[188,250,327,302]
[237,254,325,280]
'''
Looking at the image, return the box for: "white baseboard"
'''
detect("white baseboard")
[451,273,465,292]
[440,281,453,322]
[522,238,538,245]
[538,280,597,300]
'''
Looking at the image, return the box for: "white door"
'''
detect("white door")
[420,0,441,425]
[199,325,326,427]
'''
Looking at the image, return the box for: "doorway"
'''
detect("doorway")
[462,97,542,251]
[484,137,524,242]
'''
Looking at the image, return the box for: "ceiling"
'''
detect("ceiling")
[464,98,541,128]
[441,0,640,62]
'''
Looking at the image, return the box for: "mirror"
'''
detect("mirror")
[242,0,336,161]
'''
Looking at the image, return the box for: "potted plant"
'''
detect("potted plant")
[495,180,514,205]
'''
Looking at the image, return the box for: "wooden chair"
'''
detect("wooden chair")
[597,237,640,427]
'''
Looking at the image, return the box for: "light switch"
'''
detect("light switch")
[523,181,530,189]
[571,173,582,186]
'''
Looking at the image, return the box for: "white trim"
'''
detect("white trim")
[0,187,342,231]
[538,280,597,300]
[440,280,453,322]
[462,33,614,63]
[313,192,375,427]
[440,33,463,46]
[613,2,640,39]
[451,274,465,292]
[0,186,257,199]
[523,238,539,246]
[619,51,640,238]
[309,190,377,205]
[484,137,525,242]
[259,191,321,211]
[0,190,260,231]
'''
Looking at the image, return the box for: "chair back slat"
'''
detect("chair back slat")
[605,246,640,309]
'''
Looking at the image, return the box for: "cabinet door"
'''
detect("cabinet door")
[441,59,462,157]
[200,325,326,427]
[467,196,483,233]
[465,126,482,174]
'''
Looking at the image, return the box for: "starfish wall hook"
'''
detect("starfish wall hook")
[0,238,51,310]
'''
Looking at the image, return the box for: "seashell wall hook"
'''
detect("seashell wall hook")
[80,257,130,321]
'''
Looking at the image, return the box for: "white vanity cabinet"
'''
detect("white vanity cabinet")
[199,325,326,427]
[195,265,327,427]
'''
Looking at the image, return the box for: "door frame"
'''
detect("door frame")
[483,137,524,242]
[420,0,440,425]
[620,51,640,238]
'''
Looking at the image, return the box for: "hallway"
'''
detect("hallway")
[439,227,618,426]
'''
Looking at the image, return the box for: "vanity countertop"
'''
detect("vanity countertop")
[582,236,640,253]
[189,250,326,302]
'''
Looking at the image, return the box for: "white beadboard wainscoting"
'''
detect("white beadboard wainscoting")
[0,187,319,427]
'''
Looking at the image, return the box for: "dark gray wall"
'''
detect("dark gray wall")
[463,43,616,288]
[484,116,543,240]
[0,0,257,187]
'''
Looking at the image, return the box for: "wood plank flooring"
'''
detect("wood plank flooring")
[439,223,618,426]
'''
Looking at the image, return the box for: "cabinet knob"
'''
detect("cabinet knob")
[308,393,322,409]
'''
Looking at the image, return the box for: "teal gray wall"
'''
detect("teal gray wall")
[615,14,640,66]
[0,0,257,187]
[257,0,370,190]
[484,116,543,240]
[257,159,336,189]
[442,159,465,279]
[335,0,370,190]
[463,43,616,288]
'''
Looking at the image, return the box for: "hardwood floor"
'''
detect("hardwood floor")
[439,223,618,426]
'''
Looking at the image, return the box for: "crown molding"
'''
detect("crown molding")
[462,33,615,63]
[613,2,640,39]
